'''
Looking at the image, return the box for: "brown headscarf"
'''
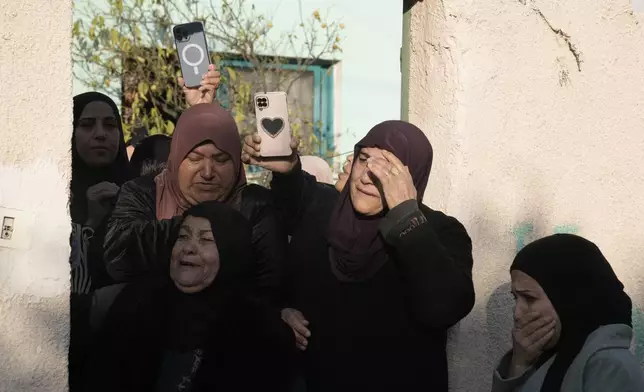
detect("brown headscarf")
[327,120,433,282]
[155,103,246,220]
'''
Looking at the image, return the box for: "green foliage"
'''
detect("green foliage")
[72,0,344,157]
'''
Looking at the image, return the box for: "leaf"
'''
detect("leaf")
[72,21,81,37]
[226,67,237,82]
[165,121,175,135]
[110,29,119,46]
[137,81,149,97]
[166,88,173,103]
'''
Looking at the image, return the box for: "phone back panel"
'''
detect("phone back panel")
[254,92,292,157]
[173,22,210,88]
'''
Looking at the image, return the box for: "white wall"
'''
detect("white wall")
[407,0,644,390]
[0,1,72,390]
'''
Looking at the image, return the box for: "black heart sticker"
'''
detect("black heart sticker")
[261,117,285,138]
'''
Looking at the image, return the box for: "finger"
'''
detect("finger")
[296,342,307,351]
[242,145,261,159]
[177,77,185,88]
[295,332,308,347]
[366,158,392,182]
[527,325,555,352]
[381,150,405,172]
[208,64,215,71]
[292,321,311,338]
[516,311,542,329]
[525,319,556,342]
[252,133,262,144]
[347,154,354,163]
[522,316,554,337]
[289,137,299,151]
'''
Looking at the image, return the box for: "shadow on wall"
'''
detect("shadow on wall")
[0,295,68,390]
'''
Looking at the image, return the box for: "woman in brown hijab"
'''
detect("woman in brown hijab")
[243,120,475,392]
[104,103,286,300]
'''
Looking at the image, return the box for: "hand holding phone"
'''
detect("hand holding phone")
[253,91,293,157]
[173,22,211,88]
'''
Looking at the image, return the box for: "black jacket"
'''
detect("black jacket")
[103,175,287,298]
[272,161,475,392]
[84,282,296,392]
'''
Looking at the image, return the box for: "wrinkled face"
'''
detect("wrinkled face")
[511,270,562,349]
[349,147,386,216]
[178,142,236,206]
[170,215,220,293]
[74,101,121,167]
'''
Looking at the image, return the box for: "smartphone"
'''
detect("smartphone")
[173,22,211,88]
[254,91,293,157]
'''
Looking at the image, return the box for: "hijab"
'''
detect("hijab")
[155,103,247,220]
[105,201,255,352]
[510,234,632,392]
[129,134,172,176]
[300,155,334,184]
[327,120,433,282]
[71,92,131,224]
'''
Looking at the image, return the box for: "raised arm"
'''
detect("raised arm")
[380,202,475,329]
[103,178,180,282]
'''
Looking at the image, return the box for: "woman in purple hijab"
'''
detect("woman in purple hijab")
[242,120,475,392]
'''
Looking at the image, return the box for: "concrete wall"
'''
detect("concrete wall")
[407,0,644,390]
[0,1,72,391]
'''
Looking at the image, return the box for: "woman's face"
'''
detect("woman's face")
[75,101,121,167]
[170,215,220,293]
[349,147,385,216]
[178,142,236,206]
[511,270,562,350]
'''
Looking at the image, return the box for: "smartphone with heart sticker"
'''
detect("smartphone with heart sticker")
[253,91,293,157]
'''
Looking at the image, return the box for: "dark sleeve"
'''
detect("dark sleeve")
[380,201,475,329]
[269,158,332,235]
[245,188,288,300]
[103,179,181,282]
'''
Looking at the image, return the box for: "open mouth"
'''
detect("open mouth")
[179,260,200,267]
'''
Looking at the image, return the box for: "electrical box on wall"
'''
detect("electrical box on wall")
[0,207,35,250]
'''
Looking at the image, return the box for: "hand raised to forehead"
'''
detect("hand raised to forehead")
[366,150,417,210]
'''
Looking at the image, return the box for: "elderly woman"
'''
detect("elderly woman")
[492,234,644,392]
[104,103,286,300]
[242,120,475,392]
[86,201,295,391]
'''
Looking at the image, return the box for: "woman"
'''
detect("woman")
[71,92,132,293]
[104,103,286,300]
[492,234,644,391]
[242,120,475,392]
[70,92,132,391]
[86,201,295,391]
[129,134,172,177]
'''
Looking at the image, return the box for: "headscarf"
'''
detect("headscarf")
[129,134,172,177]
[327,120,433,282]
[155,103,247,220]
[510,234,632,392]
[105,201,255,352]
[300,155,334,184]
[71,92,132,224]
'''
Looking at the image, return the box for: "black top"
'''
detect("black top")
[272,163,475,392]
[103,175,287,299]
[84,282,295,392]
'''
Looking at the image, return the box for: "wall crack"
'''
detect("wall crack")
[531,7,583,72]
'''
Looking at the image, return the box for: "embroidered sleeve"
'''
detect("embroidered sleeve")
[70,223,94,294]
[379,200,427,245]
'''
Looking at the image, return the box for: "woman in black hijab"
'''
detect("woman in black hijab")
[69,92,132,391]
[242,120,475,392]
[71,92,132,292]
[85,201,295,392]
[493,234,644,391]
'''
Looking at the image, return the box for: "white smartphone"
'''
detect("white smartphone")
[253,91,292,157]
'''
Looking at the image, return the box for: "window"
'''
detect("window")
[217,58,336,174]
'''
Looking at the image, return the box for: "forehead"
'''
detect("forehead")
[181,215,212,231]
[511,270,541,291]
[80,101,116,119]
[191,142,226,155]
[358,147,384,158]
